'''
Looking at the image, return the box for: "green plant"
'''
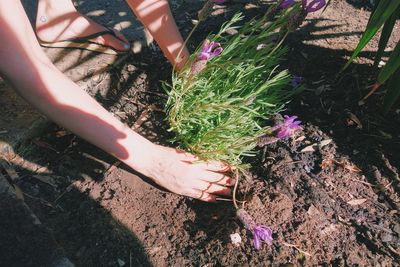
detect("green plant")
[163,0,325,249]
[342,0,400,113]
[164,13,296,169]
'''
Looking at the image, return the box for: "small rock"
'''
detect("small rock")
[381,233,393,243]
[127,64,137,72]
[304,165,312,173]
[307,205,320,217]
[230,233,242,247]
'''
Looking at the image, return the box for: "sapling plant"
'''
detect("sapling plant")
[164,0,324,250]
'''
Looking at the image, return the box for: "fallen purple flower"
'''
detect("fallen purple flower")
[275,115,302,139]
[253,225,273,249]
[237,209,273,250]
[198,40,223,60]
[302,0,326,13]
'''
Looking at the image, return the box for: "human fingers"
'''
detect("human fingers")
[191,190,216,202]
[197,172,234,186]
[193,180,232,196]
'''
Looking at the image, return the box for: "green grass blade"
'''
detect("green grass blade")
[373,6,400,68]
[368,0,381,24]
[378,40,400,84]
[343,0,400,70]
[382,69,400,114]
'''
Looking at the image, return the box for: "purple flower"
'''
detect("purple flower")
[302,0,326,13]
[291,75,302,87]
[212,0,226,4]
[280,0,295,9]
[237,209,273,250]
[274,115,302,139]
[198,40,223,61]
[253,226,273,249]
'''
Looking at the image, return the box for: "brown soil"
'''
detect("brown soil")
[2,0,400,266]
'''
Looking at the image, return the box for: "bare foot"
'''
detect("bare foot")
[35,0,130,52]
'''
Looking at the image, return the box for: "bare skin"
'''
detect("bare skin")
[35,0,190,69]
[0,1,231,202]
[36,0,130,52]
[125,0,190,70]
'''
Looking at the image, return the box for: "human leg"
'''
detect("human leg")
[125,0,190,70]
[35,0,130,53]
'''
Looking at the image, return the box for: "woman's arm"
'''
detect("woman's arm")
[0,1,232,202]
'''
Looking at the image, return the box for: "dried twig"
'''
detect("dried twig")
[283,242,312,257]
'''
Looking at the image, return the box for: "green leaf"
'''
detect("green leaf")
[378,41,400,84]
[343,0,400,70]
[382,69,400,114]
[368,0,381,24]
[373,6,400,68]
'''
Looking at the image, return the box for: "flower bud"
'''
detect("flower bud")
[198,0,214,21]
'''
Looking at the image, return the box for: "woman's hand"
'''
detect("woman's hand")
[135,144,233,202]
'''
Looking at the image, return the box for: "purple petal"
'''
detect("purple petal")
[209,42,221,51]
[198,41,223,61]
[280,0,295,9]
[277,129,290,139]
[255,226,273,245]
[252,231,261,250]
[284,115,297,120]
[273,115,302,139]
[306,0,326,12]
[210,47,223,57]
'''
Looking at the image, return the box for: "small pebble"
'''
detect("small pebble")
[230,233,242,247]
[381,233,393,243]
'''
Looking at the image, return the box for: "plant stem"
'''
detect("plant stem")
[172,21,201,74]
[233,169,240,210]
[268,31,289,58]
